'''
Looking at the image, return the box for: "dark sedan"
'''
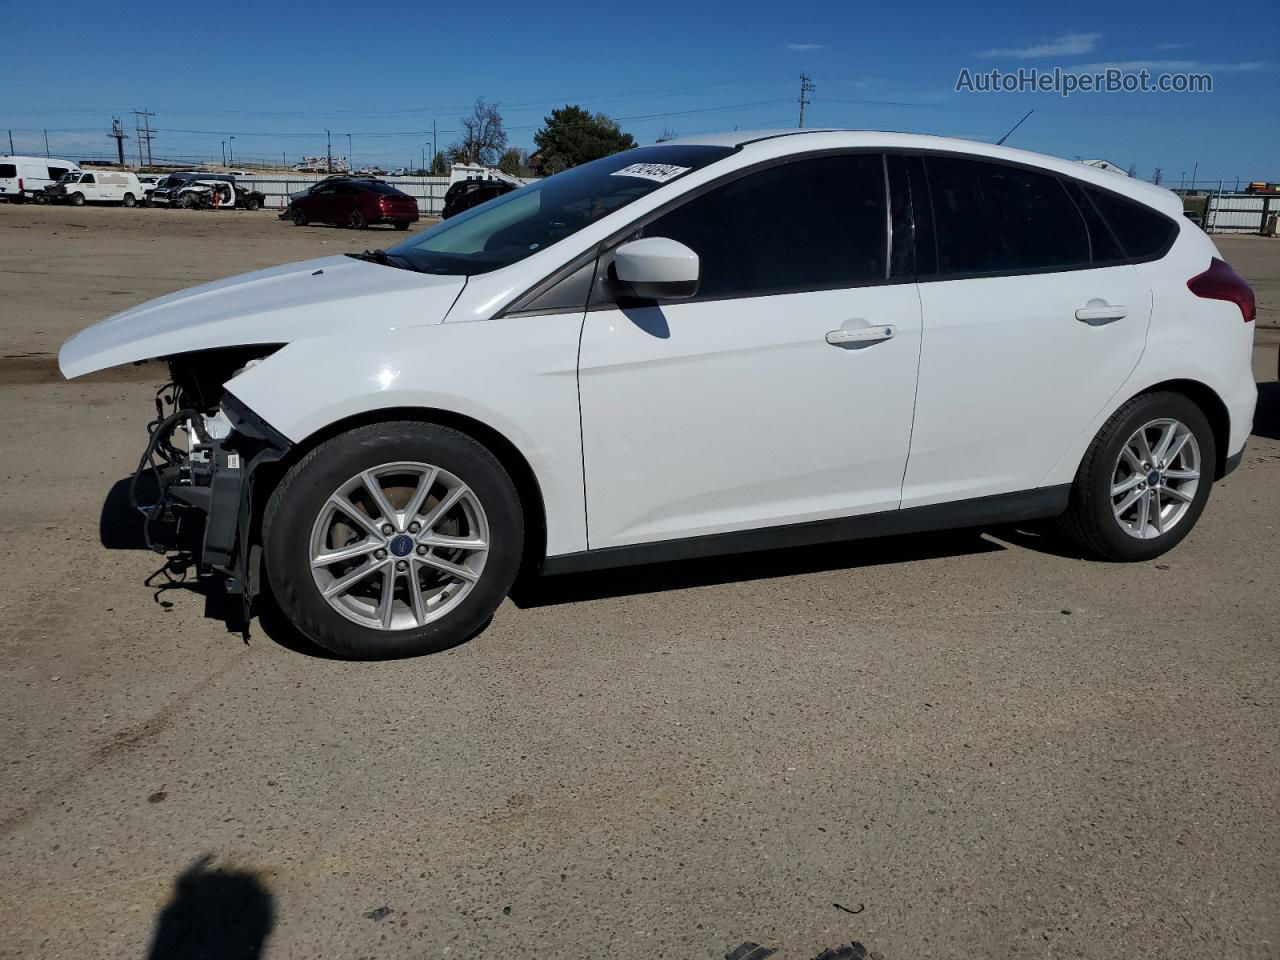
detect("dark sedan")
[290,179,419,230]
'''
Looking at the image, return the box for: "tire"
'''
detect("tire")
[122,193,136,207]
[291,205,308,226]
[246,197,261,211]
[1057,391,1215,562]
[394,220,410,231]
[348,208,367,229]
[263,422,524,659]
[69,192,85,206]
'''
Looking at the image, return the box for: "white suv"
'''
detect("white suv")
[60,131,1258,659]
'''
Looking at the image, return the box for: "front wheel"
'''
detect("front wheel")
[263,422,524,659]
[122,193,136,207]
[348,208,367,229]
[1057,391,1215,561]
[291,205,307,226]
[69,192,85,206]
[245,196,260,211]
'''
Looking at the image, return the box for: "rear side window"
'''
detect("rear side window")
[47,166,69,180]
[0,164,15,178]
[640,153,888,299]
[81,174,95,184]
[926,156,1090,276]
[1082,187,1176,261]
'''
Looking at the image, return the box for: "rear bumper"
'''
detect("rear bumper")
[1223,364,1257,467]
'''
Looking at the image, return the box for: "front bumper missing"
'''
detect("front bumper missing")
[131,387,290,622]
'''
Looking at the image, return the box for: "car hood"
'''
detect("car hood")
[59,255,467,378]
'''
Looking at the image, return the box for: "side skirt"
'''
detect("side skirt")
[541,485,1071,577]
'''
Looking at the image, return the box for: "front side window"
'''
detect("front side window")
[387,145,734,276]
[926,157,1089,276]
[80,174,95,184]
[636,153,888,300]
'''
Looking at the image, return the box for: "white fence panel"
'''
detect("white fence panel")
[234,174,453,216]
[1206,193,1275,234]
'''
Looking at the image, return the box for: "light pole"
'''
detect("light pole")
[221,141,226,166]
[228,136,235,166]
[346,133,352,171]
[325,129,332,174]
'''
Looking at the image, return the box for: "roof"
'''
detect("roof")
[660,129,1180,218]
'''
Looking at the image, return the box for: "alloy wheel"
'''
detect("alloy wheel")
[1110,417,1201,540]
[309,462,489,630]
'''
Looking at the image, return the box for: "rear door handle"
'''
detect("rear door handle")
[1075,303,1128,324]
[826,325,896,346]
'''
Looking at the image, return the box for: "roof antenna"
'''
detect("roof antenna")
[996,109,1034,146]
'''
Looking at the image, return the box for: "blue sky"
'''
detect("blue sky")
[2,0,1277,184]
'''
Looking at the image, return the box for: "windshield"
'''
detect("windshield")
[386,145,734,275]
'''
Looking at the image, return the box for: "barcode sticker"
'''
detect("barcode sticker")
[609,163,691,183]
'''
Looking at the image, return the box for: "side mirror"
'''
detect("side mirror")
[612,237,700,300]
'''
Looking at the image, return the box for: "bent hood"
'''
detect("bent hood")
[59,255,467,378]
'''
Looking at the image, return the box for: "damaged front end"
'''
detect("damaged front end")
[131,347,290,622]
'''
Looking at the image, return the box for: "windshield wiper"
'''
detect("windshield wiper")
[347,248,421,272]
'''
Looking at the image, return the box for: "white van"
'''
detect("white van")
[43,170,145,207]
[0,156,79,202]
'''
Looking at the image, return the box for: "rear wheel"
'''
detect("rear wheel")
[69,192,85,206]
[291,205,308,226]
[122,193,136,207]
[263,422,524,659]
[1057,391,1215,561]
[348,208,367,229]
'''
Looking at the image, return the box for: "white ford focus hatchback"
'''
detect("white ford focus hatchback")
[60,130,1258,658]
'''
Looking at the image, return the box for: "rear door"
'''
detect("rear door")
[900,154,1151,507]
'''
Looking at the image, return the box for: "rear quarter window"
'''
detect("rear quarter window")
[1082,187,1177,261]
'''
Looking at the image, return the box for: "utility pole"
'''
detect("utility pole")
[798,73,815,128]
[325,129,332,174]
[221,141,226,166]
[346,133,352,170]
[109,117,128,165]
[7,129,13,154]
[432,121,438,169]
[228,136,234,166]
[133,110,155,167]
[1190,161,1199,191]
[43,129,50,157]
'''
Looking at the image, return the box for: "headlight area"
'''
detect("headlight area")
[130,347,289,624]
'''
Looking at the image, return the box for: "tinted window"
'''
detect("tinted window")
[1083,187,1176,260]
[81,174,95,184]
[638,154,888,299]
[364,182,408,196]
[926,157,1089,276]
[1061,180,1126,264]
[0,164,15,178]
[47,166,69,180]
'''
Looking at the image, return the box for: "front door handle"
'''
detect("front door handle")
[1075,302,1128,325]
[826,325,896,346]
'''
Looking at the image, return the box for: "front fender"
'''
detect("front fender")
[225,316,588,556]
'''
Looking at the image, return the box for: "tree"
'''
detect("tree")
[1152,167,1164,185]
[533,105,637,174]
[498,147,528,177]
[430,151,448,176]
[1125,163,1138,178]
[454,98,507,167]
[656,127,678,143]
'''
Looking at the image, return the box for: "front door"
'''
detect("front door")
[578,153,923,550]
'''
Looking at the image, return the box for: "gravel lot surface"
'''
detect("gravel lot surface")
[1,204,1277,960]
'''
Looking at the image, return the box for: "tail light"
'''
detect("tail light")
[1188,257,1255,323]
[17,178,23,193]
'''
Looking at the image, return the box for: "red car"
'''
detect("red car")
[290,178,419,230]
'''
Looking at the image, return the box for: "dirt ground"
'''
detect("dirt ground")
[1,204,1278,960]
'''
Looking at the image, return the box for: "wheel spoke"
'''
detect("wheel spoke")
[1163,467,1199,480]
[360,470,399,529]
[1114,486,1146,516]
[1120,446,1143,472]
[1149,488,1163,534]
[418,484,467,535]
[407,566,428,625]
[1111,474,1144,497]
[329,494,382,539]
[418,553,479,583]
[312,538,379,568]
[322,558,387,598]
[1164,431,1191,466]
[376,567,395,629]
[1136,429,1155,466]
[1163,484,1194,503]
[418,533,487,551]
[401,466,440,527]
[1134,490,1151,536]
[1152,422,1177,463]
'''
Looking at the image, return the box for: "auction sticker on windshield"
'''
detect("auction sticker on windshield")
[609,163,692,183]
